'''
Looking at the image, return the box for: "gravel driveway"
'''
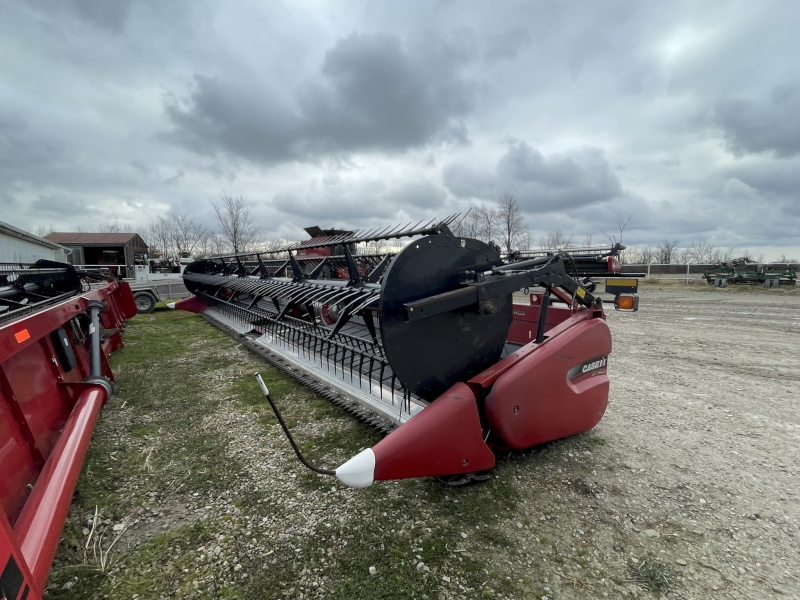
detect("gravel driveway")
[587,285,800,599]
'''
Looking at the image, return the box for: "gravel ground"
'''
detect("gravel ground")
[45,284,799,599]
[587,284,800,599]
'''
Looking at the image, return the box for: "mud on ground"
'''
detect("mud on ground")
[45,285,799,599]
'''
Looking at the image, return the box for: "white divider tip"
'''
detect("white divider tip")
[335,448,375,488]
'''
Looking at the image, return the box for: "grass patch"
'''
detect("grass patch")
[628,553,676,594]
[47,304,571,600]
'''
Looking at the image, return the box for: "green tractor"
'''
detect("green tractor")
[704,258,797,288]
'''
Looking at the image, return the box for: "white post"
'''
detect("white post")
[686,263,690,284]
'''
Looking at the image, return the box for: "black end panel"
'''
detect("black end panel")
[0,555,24,600]
[379,235,511,401]
[50,327,77,372]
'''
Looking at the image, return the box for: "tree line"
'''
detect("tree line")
[91,195,266,260]
[34,192,797,264]
[621,241,797,265]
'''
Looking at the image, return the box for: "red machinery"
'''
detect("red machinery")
[0,261,136,600]
[175,218,636,488]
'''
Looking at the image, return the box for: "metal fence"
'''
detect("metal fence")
[620,263,800,283]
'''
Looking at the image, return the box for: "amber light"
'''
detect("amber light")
[616,294,636,311]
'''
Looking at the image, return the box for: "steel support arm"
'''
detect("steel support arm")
[404,256,599,323]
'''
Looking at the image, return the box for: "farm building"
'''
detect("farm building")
[43,232,149,278]
[0,220,71,263]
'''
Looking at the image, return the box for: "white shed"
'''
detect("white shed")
[0,221,71,264]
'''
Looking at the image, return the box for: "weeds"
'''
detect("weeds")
[83,507,131,572]
[628,553,675,594]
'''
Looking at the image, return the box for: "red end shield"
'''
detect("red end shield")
[172,296,208,313]
[372,383,495,481]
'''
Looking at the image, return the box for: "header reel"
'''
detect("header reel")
[177,216,613,487]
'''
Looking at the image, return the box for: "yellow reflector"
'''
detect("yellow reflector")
[606,278,637,287]
[616,295,635,310]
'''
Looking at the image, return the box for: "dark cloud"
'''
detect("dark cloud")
[271,177,446,223]
[713,82,800,158]
[0,114,62,183]
[165,32,476,164]
[23,0,133,33]
[31,194,88,216]
[386,181,447,209]
[162,170,185,185]
[443,143,623,213]
[1,1,799,258]
[484,29,530,62]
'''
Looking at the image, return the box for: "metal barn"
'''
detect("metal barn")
[43,232,149,278]
[0,221,70,263]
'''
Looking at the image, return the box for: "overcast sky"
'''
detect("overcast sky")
[2,0,798,258]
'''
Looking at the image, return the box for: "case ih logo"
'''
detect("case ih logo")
[567,356,608,381]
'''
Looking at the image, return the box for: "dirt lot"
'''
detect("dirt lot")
[45,283,799,599]
[590,283,800,599]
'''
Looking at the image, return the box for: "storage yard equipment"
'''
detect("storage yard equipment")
[507,243,628,278]
[704,258,797,288]
[508,243,643,308]
[0,261,136,600]
[174,218,636,487]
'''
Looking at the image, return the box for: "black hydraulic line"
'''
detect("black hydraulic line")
[254,373,336,476]
[536,292,550,344]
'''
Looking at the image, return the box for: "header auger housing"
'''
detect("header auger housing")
[175,217,626,487]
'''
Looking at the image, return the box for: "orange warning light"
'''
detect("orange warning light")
[614,294,639,311]
[15,329,31,343]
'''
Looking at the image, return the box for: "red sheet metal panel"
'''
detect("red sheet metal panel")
[14,385,107,598]
[484,317,612,449]
[0,279,134,599]
[1,513,36,600]
[507,295,574,345]
[372,383,495,481]
[3,344,73,461]
[0,391,39,526]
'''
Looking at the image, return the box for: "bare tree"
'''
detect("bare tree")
[518,230,532,251]
[98,220,134,233]
[143,217,171,258]
[539,229,574,250]
[775,253,799,263]
[264,237,290,252]
[143,213,212,259]
[656,239,680,264]
[583,233,594,247]
[211,194,260,253]
[601,211,634,245]
[721,247,735,262]
[474,204,499,244]
[33,225,54,238]
[687,241,715,264]
[452,204,503,245]
[194,231,228,258]
[496,193,528,253]
[170,213,211,257]
[453,209,482,240]
[640,244,656,264]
